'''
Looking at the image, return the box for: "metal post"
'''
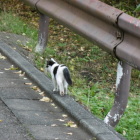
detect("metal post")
[35,13,49,54]
[104,61,132,127]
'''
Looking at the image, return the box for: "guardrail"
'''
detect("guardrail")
[21,0,140,127]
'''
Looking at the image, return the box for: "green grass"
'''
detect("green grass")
[0,12,139,140]
[0,12,38,47]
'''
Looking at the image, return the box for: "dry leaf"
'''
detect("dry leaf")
[70,124,77,128]
[23,46,32,52]
[5,65,18,70]
[51,124,57,127]
[24,82,32,85]
[67,132,73,135]
[62,114,68,118]
[64,121,77,128]
[57,119,65,122]
[14,70,22,74]
[19,72,25,77]
[0,53,6,60]
[40,97,52,102]
[51,103,56,106]
[39,91,45,96]
[31,86,41,92]
[40,67,44,72]
[4,68,10,70]
[31,86,38,90]
[0,120,3,122]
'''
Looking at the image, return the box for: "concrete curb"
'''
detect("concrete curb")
[0,41,126,140]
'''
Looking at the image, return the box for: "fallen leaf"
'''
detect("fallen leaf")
[31,86,38,90]
[40,97,52,102]
[31,86,41,92]
[40,67,44,72]
[19,72,25,77]
[14,70,22,74]
[56,119,65,122]
[4,68,10,70]
[64,121,77,128]
[51,103,56,106]
[67,132,73,135]
[0,120,3,122]
[51,124,57,127]
[39,92,45,96]
[10,65,18,70]
[70,124,77,128]
[24,82,32,85]
[23,46,32,52]
[5,65,18,70]
[0,53,6,60]
[62,114,68,118]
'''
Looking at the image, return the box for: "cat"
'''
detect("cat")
[46,58,72,96]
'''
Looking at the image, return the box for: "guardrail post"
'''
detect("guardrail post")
[104,61,132,127]
[35,13,49,54]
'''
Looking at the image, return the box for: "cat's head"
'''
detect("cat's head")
[46,58,57,68]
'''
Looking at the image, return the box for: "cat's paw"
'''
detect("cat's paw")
[60,91,65,96]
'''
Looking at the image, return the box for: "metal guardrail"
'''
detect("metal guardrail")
[21,0,140,127]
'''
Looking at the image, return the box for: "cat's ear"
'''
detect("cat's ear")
[51,58,56,63]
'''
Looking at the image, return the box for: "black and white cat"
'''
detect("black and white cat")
[46,58,72,96]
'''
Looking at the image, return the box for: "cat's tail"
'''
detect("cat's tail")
[63,68,72,86]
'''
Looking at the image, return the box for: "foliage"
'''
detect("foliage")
[135,4,140,12]
[101,0,139,17]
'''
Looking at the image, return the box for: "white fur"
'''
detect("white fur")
[47,61,69,96]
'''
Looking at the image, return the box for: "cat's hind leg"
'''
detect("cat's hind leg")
[57,81,64,96]
[64,81,68,95]
[52,78,58,92]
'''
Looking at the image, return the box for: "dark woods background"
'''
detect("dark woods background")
[0,0,139,18]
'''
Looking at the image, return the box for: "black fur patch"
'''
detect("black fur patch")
[47,60,55,67]
[53,66,59,78]
[63,68,72,85]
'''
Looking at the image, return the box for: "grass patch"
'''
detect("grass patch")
[0,12,38,47]
[0,11,139,140]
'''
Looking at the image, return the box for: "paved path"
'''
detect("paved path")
[0,55,92,140]
[0,33,125,140]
